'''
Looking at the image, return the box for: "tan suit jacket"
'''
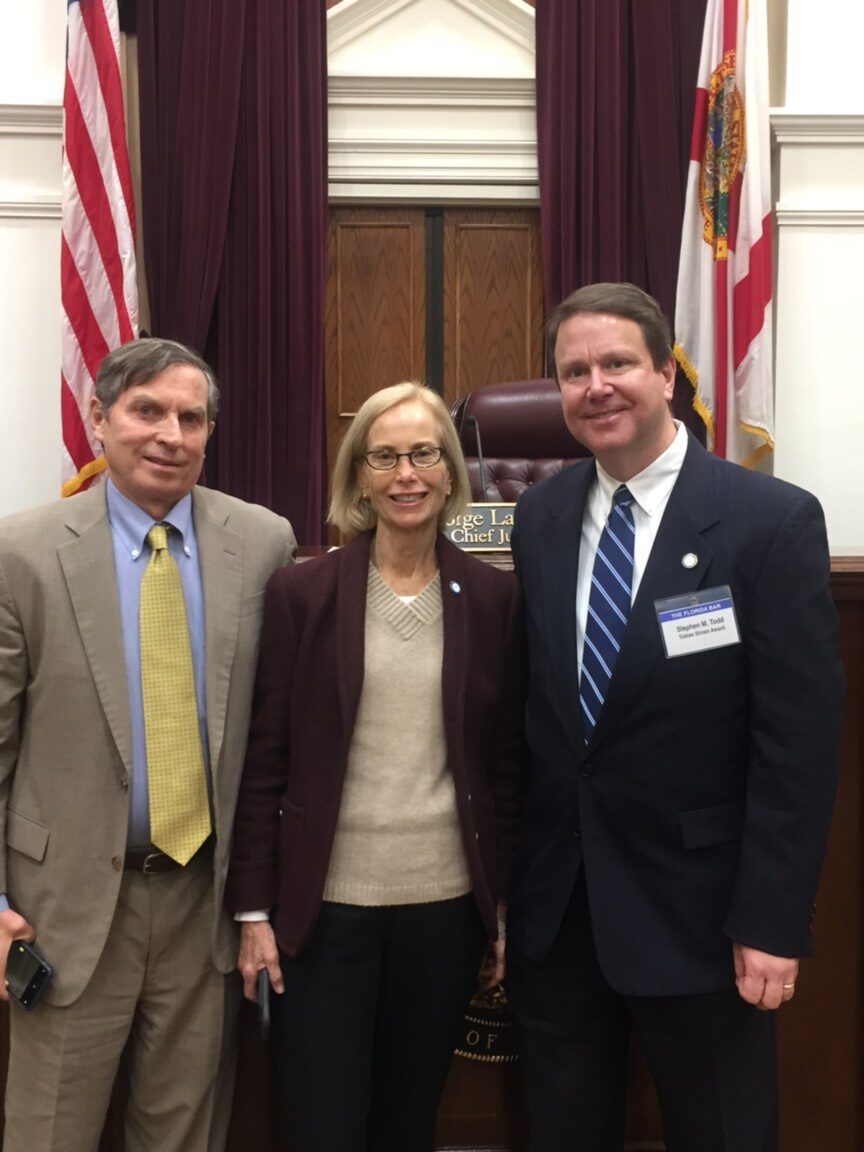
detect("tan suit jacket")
[0,483,296,1005]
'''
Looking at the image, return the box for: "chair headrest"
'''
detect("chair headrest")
[453,379,588,459]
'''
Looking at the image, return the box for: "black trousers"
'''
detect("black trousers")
[508,875,778,1152]
[272,894,486,1152]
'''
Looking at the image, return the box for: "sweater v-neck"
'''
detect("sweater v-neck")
[367,563,442,641]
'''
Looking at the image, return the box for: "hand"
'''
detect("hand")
[479,899,507,991]
[237,921,284,1001]
[0,908,36,1002]
[733,942,799,1011]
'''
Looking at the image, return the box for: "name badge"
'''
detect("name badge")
[655,585,741,658]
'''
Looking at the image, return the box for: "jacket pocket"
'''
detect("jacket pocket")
[6,809,49,862]
[679,800,745,850]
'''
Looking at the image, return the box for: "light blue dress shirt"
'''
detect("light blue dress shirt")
[105,480,211,849]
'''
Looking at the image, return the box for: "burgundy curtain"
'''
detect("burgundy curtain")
[536,0,708,423]
[137,0,327,544]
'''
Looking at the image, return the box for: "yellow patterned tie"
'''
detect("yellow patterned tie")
[140,524,211,865]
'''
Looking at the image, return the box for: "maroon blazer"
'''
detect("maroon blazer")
[225,532,524,956]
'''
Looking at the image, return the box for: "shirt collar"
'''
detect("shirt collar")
[595,421,688,518]
[105,480,194,560]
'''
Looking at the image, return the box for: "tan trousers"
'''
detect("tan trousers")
[3,852,240,1152]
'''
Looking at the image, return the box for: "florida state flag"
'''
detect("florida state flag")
[674,0,773,467]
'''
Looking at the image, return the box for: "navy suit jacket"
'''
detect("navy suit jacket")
[225,531,524,957]
[509,434,844,996]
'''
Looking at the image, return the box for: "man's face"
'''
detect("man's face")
[555,311,676,480]
[91,364,213,520]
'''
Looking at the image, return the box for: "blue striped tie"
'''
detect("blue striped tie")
[580,484,635,738]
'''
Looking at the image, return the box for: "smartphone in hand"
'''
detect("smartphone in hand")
[6,940,53,1010]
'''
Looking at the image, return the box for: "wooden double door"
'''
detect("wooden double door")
[325,205,544,475]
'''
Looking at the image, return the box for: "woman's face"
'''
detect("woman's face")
[357,400,451,540]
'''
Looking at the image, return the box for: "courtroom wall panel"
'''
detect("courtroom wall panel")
[324,205,543,477]
[442,208,543,409]
[325,206,427,476]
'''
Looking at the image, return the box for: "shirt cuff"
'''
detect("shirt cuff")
[0,895,9,913]
[234,909,269,922]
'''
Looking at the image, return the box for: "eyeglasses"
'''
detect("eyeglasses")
[360,447,445,471]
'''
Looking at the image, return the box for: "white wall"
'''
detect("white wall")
[0,2,65,515]
[1,0,862,549]
[327,0,537,202]
[772,0,864,551]
[785,0,864,112]
[1,4,65,106]
[772,115,864,551]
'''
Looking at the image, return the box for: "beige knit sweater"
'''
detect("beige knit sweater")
[322,565,471,906]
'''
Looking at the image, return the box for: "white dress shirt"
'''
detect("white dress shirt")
[576,421,689,667]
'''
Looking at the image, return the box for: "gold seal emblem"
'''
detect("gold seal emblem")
[455,983,519,1064]
[699,49,746,260]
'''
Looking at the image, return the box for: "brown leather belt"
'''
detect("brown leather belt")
[124,836,214,875]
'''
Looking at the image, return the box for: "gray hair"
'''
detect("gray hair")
[546,282,673,372]
[95,338,220,420]
[328,382,471,538]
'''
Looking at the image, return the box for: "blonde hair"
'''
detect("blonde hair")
[328,382,471,538]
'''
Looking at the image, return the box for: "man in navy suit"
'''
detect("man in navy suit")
[507,282,844,1151]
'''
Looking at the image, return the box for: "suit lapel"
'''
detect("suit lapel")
[58,487,132,779]
[194,489,244,771]
[537,464,595,750]
[438,538,469,755]
[335,534,371,735]
[589,436,720,748]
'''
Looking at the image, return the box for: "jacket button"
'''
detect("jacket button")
[121,779,129,792]
[574,826,581,839]
[112,856,123,872]
[579,764,591,778]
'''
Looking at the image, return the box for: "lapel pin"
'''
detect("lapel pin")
[449,581,462,594]
[681,553,698,569]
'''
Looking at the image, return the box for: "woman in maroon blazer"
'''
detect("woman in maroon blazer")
[225,382,523,1151]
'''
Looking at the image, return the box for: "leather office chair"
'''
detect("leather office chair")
[450,378,590,502]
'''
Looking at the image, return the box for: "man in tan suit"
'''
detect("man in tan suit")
[0,338,296,1151]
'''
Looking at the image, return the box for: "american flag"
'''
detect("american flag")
[674,0,773,468]
[61,0,138,497]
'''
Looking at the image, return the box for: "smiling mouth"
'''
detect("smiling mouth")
[144,456,181,469]
[587,409,625,421]
[390,493,426,504]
